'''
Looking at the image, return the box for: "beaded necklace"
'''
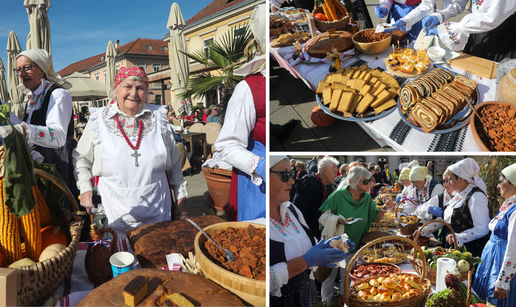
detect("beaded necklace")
[115,114,144,167]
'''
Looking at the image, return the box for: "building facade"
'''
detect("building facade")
[58,38,171,107]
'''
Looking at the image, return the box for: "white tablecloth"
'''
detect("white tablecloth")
[270,42,497,152]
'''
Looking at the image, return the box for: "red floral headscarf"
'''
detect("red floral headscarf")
[113,66,149,90]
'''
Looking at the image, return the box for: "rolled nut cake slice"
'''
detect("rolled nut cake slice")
[409,103,439,133]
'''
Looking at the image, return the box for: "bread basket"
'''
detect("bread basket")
[409,220,475,284]
[395,202,421,235]
[16,168,85,306]
[344,235,431,307]
[312,1,350,32]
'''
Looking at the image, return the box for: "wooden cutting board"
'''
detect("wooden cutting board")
[448,53,497,79]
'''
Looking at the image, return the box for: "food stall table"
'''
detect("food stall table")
[270,42,497,152]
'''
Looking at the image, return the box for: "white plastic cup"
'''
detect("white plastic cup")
[110,252,135,277]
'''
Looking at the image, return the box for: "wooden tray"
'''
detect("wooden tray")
[448,52,497,79]
[194,222,265,306]
[384,57,431,78]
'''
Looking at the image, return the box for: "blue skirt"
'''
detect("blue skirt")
[237,138,265,221]
[473,233,516,307]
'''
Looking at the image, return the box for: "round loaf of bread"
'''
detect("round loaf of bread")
[78,269,246,306]
[305,31,354,58]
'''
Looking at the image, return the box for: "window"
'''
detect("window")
[103,70,106,83]
[233,26,246,41]
[146,45,154,50]
[101,56,105,61]
[94,73,99,81]
[153,82,161,89]
[154,94,162,104]
[161,46,169,51]
[137,63,146,71]
[203,38,214,58]
[152,64,161,72]
[116,65,120,74]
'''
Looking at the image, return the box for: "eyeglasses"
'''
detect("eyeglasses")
[271,170,296,182]
[443,179,450,184]
[360,178,371,185]
[14,64,35,75]
[499,177,507,184]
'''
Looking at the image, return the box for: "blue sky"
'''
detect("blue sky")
[0,0,214,81]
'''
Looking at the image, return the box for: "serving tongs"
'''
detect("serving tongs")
[464,94,493,141]
[185,217,234,262]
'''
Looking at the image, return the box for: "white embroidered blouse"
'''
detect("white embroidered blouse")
[72,103,187,200]
[21,79,73,148]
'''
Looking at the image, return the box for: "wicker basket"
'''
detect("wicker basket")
[395,202,421,235]
[344,235,432,307]
[409,220,475,285]
[312,1,350,32]
[207,167,232,177]
[16,168,85,306]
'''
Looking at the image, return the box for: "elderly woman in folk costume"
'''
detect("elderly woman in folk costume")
[270,155,350,307]
[0,49,79,208]
[415,158,490,257]
[473,163,516,306]
[211,4,266,222]
[73,66,188,239]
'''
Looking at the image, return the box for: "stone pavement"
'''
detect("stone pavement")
[183,163,227,220]
[270,0,469,152]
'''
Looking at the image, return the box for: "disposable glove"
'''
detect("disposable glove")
[302,239,346,268]
[422,15,440,29]
[322,236,355,251]
[0,124,24,139]
[427,27,439,36]
[392,19,406,29]
[375,6,388,18]
[428,206,443,217]
[256,159,266,182]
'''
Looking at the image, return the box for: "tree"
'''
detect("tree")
[179,23,254,102]
[479,156,516,218]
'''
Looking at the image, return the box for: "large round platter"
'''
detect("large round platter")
[384,57,431,78]
[315,94,396,122]
[397,87,479,134]
[270,37,309,48]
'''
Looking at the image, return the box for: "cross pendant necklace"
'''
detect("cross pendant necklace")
[115,114,144,167]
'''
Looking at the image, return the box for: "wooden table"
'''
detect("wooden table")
[180,132,208,162]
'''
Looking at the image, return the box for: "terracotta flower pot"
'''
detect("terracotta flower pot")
[202,166,232,213]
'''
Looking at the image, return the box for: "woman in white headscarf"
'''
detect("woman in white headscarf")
[405,165,444,214]
[211,4,266,222]
[0,49,78,209]
[473,162,516,307]
[416,158,490,257]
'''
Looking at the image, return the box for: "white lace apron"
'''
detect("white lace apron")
[96,109,172,239]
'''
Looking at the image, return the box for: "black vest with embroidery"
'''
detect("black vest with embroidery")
[23,84,75,141]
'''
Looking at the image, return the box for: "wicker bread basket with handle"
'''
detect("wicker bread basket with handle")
[313,0,350,32]
[409,220,475,284]
[344,235,432,307]
[16,168,85,306]
[395,201,421,235]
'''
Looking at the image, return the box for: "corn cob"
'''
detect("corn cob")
[20,204,42,261]
[33,186,53,228]
[0,178,22,265]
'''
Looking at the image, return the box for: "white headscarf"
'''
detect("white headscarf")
[270,155,288,169]
[399,167,411,180]
[409,165,428,181]
[399,162,408,170]
[407,160,419,168]
[502,163,516,186]
[234,4,266,76]
[448,158,487,195]
[16,49,72,93]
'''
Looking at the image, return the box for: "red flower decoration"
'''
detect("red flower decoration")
[38,131,45,138]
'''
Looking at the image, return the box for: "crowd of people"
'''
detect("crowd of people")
[270,155,516,307]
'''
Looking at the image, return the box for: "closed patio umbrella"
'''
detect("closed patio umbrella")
[0,59,9,103]
[105,41,116,99]
[167,3,189,116]
[24,0,52,55]
[7,31,25,119]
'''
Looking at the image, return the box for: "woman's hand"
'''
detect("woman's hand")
[445,234,454,245]
[174,197,189,220]
[494,287,509,300]
[81,190,93,214]
[383,197,394,210]
[302,239,346,268]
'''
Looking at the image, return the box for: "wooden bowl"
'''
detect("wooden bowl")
[350,262,401,282]
[194,222,265,306]
[470,100,513,152]
[352,29,392,55]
